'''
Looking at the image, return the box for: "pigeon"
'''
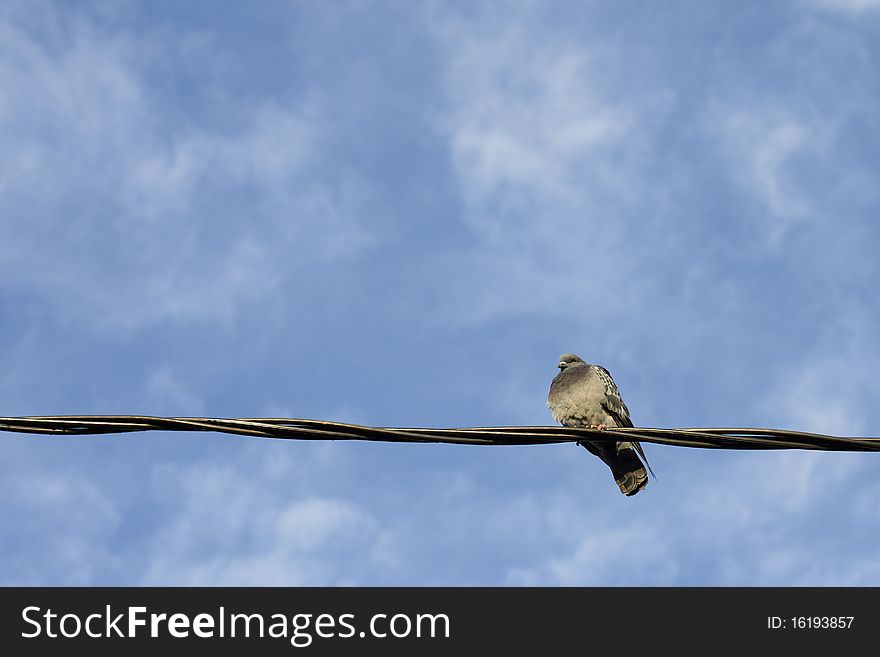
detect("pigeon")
[548,353,654,496]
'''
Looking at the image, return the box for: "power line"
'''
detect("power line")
[1,416,879,452]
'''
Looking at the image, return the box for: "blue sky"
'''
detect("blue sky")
[2,0,880,585]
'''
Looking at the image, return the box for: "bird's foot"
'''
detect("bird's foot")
[589,423,607,430]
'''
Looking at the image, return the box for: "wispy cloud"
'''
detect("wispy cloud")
[2,0,879,587]
[440,22,629,203]
[0,11,377,331]
[812,0,880,13]
[143,366,206,415]
[431,13,658,327]
[0,469,120,584]
[143,477,390,586]
[721,114,811,223]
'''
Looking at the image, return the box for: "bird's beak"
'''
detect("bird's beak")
[557,362,565,369]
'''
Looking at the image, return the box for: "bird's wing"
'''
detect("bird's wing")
[594,365,656,479]
[593,365,633,428]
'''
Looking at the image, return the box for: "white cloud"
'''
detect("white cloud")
[140,451,397,585]
[772,362,867,437]
[714,110,815,238]
[144,495,385,586]
[144,366,206,415]
[505,447,880,586]
[431,14,659,326]
[442,24,629,203]
[0,9,377,331]
[761,304,880,437]
[752,122,809,218]
[507,523,679,585]
[0,471,121,584]
[811,0,880,12]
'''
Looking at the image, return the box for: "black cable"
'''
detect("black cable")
[2,416,879,452]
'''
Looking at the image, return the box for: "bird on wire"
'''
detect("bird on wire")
[548,353,655,496]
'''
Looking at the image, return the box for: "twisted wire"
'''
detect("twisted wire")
[2,416,878,451]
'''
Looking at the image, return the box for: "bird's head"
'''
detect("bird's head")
[557,353,586,370]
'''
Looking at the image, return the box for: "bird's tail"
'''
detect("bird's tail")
[579,440,653,496]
